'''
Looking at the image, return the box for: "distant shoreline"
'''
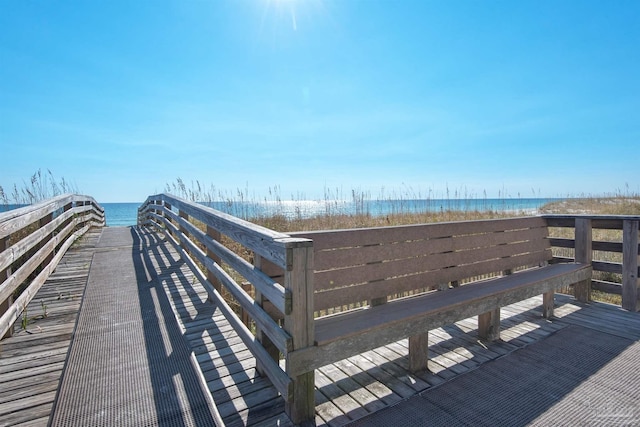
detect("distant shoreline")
[100,198,561,227]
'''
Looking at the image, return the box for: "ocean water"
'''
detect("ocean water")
[102,203,142,226]
[101,198,560,227]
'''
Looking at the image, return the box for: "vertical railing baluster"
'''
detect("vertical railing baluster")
[206,225,222,294]
[574,218,593,302]
[622,219,639,311]
[0,236,13,338]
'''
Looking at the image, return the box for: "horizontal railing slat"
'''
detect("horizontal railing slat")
[158,207,290,315]
[160,228,293,399]
[300,225,548,272]
[591,279,622,295]
[154,214,293,354]
[142,194,290,269]
[1,195,104,339]
[0,219,78,305]
[0,194,103,240]
[314,250,552,312]
[314,239,550,293]
[293,216,547,251]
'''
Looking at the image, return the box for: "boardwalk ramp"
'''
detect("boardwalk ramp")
[49,227,219,426]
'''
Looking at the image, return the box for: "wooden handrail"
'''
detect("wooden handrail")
[138,193,315,421]
[0,194,105,338]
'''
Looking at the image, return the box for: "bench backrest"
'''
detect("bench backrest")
[291,216,551,313]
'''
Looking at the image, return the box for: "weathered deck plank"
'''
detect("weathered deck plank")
[0,229,101,427]
[49,227,220,427]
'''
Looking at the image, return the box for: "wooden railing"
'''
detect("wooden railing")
[137,203,640,423]
[0,194,105,338]
[138,194,315,423]
[543,215,640,311]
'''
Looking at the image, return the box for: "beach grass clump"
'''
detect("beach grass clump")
[0,169,79,210]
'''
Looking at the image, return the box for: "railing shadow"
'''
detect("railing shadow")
[129,227,220,426]
[316,296,640,425]
[135,227,283,426]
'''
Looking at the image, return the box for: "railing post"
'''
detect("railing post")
[163,202,172,232]
[574,218,593,302]
[206,225,222,294]
[39,212,54,266]
[1,236,13,339]
[622,219,639,312]
[63,202,73,229]
[283,240,315,424]
[155,200,163,231]
[178,209,189,251]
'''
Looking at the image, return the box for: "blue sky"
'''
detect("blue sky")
[1,1,638,203]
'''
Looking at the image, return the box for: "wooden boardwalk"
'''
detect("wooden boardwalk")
[0,229,101,426]
[1,226,640,426]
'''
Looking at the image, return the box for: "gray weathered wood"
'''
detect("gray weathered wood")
[287,263,591,376]
[292,216,547,251]
[159,216,292,354]
[574,218,593,302]
[408,332,429,373]
[622,219,639,311]
[0,236,12,339]
[304,225,548,272]
[284,243,315,424]
[0,219,77,306]
[254,255,282,379]
[161,229,293,399]
[314,240,549,292]
[0,194,102,240]
[0,207,83,273]
[542,291,554,318]
[142,194,291,268]
[478,308,501,341]
[206,224,222,293]
[157,208,289,315]
[0,223,91,338]
[314,250,552,312]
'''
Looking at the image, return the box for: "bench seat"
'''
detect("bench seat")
[288,262,591,376]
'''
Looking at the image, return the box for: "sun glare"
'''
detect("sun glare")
[262,0,324,33]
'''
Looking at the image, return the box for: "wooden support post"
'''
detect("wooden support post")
[542,292,555,319]
[39,212,54,266]
[284,240,315,425]
[478,308,501,341]
[178,209,189,248]
[1,236,13,339]
[408,333,429,372]
[370,296,387,307]
[63,202,73,229]
[622,219,639,312]
[206,225,222,294]
[154,200,163,232]
[574,218,592,303]
[240,282,252,327]
[539,258,554,318]
[164,202,172,226]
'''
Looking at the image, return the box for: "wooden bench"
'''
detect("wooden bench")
[285,216,592,377]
